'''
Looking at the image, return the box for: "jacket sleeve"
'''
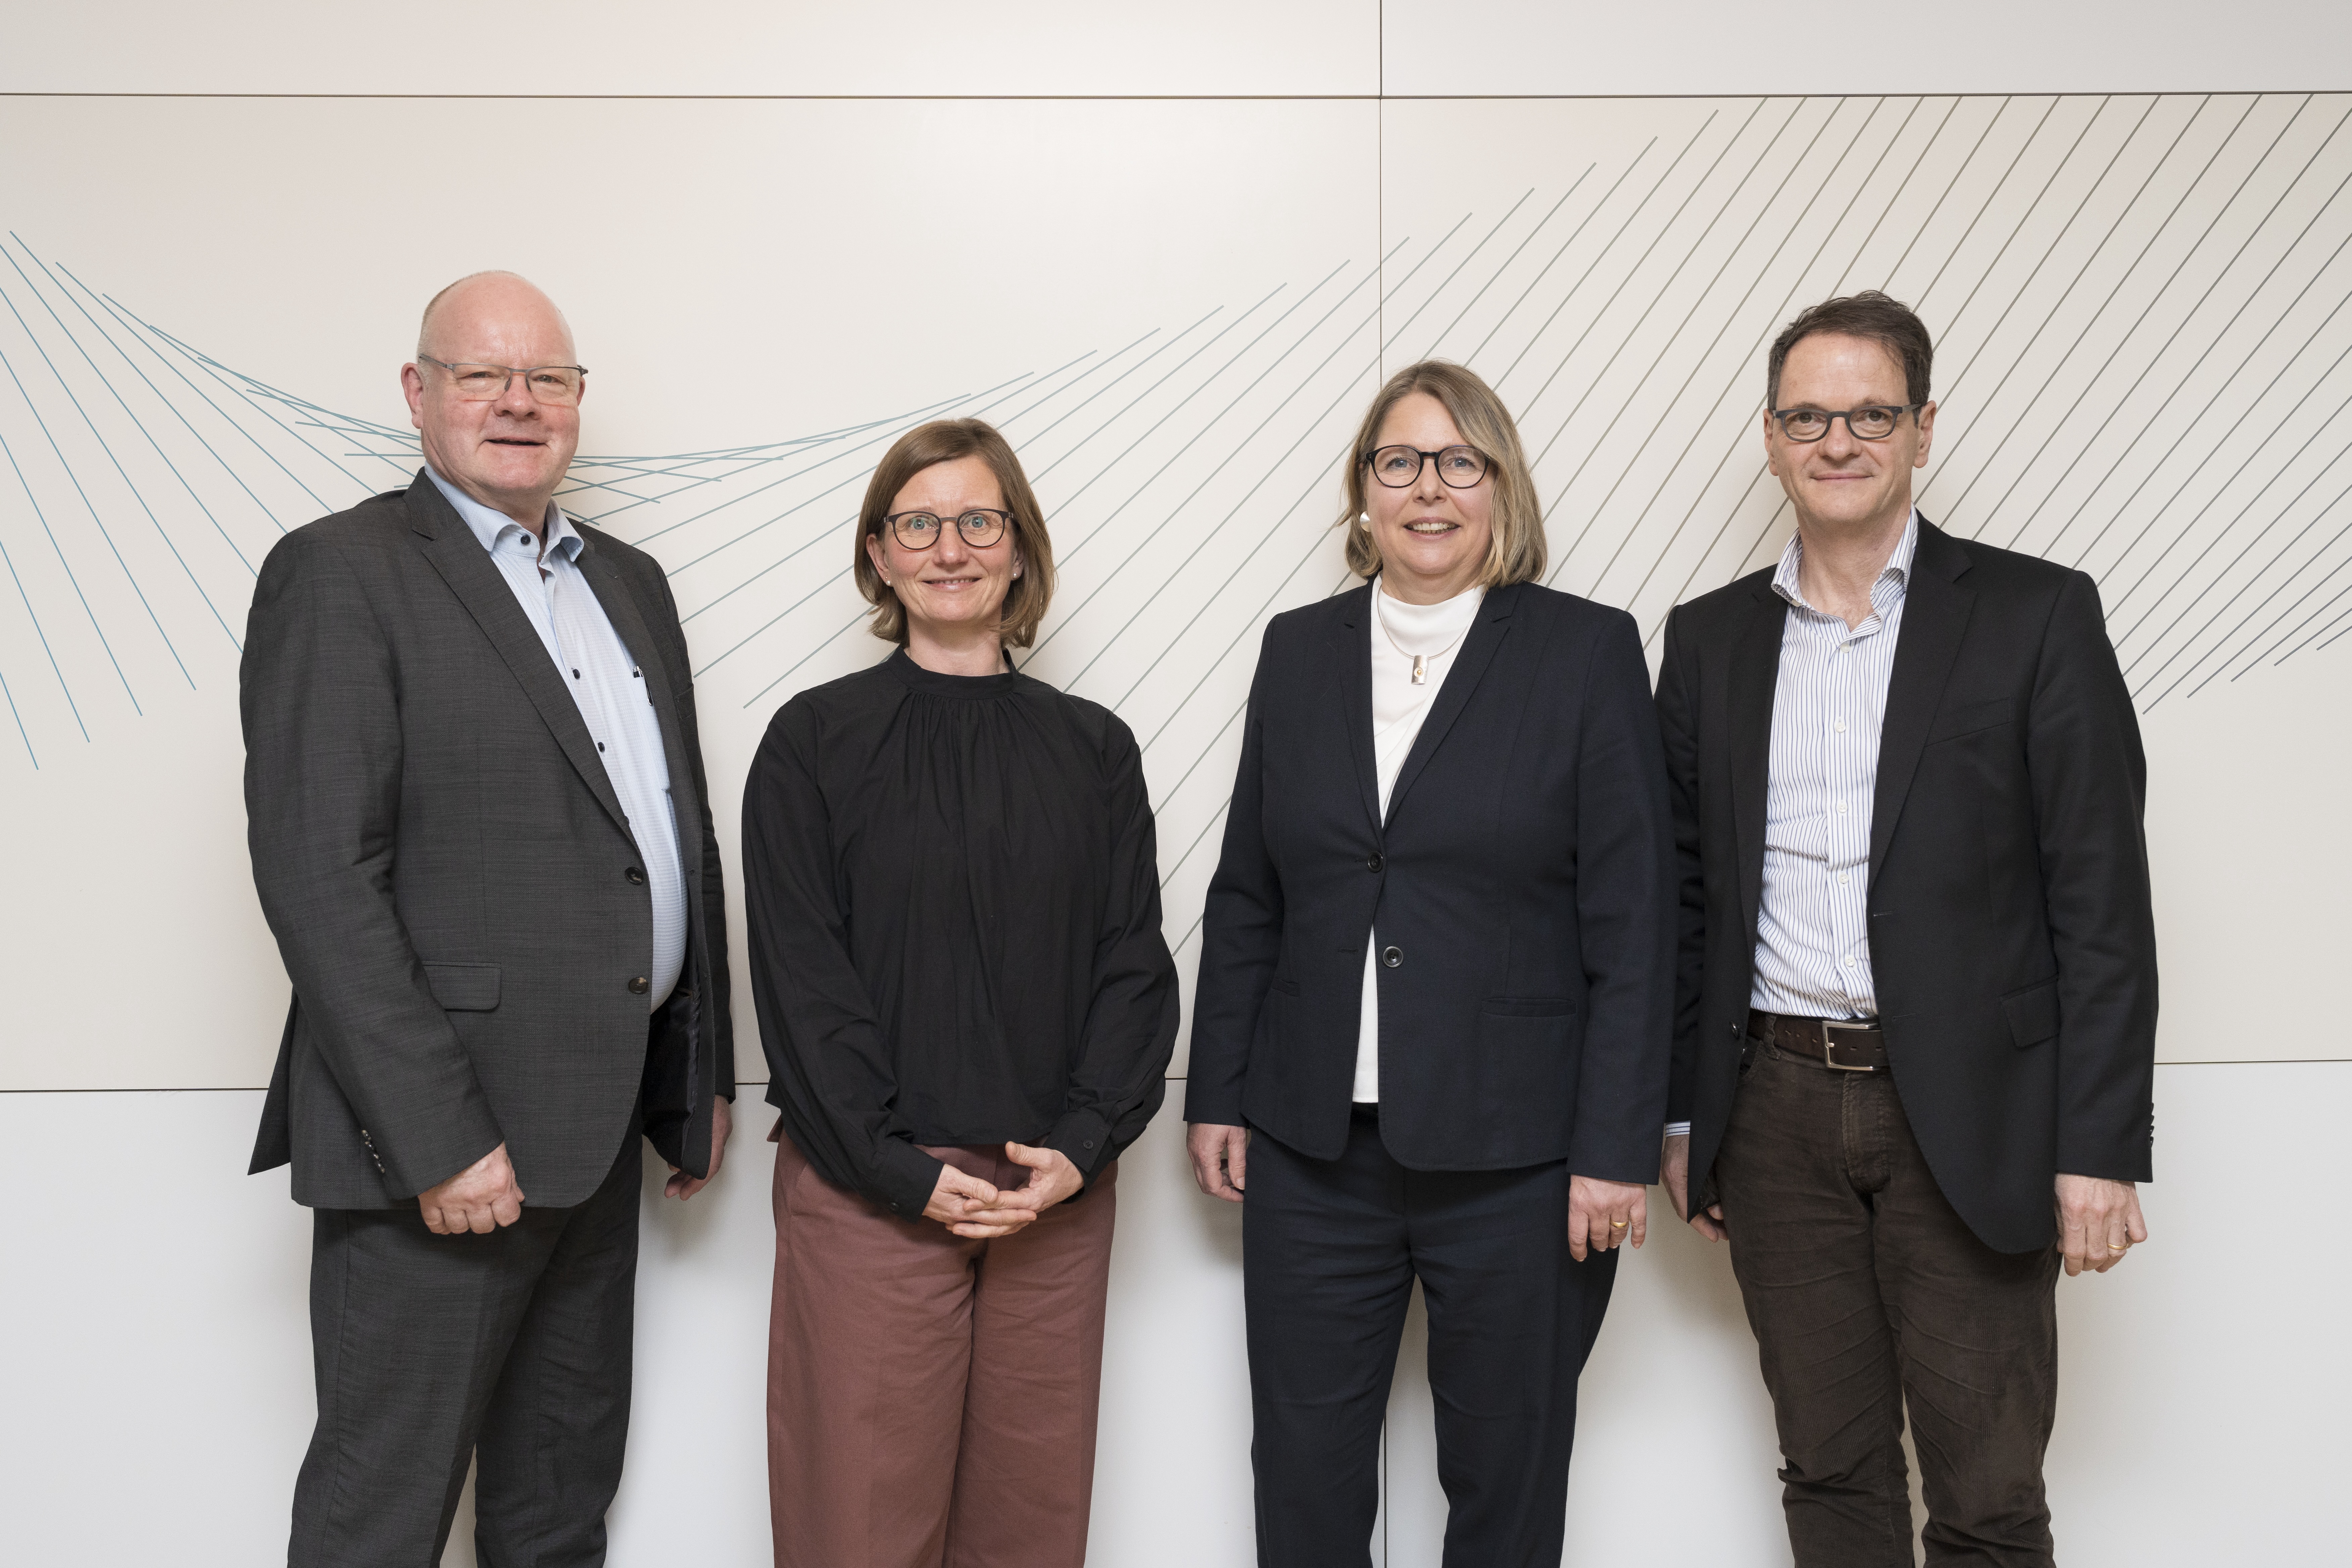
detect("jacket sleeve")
[1653,607,1708,1127]
[2029,572,2158,1181]
[654,565,734,1104]
[740,704,944,1218]
[241,533,503,1196]
[1566,609,1677,1183]
[1040,715,1179,1181]
[1181,622,1284,1126]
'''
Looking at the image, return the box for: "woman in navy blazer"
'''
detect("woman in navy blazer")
[1184,360,1675,1567]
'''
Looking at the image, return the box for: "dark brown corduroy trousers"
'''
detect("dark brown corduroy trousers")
[1714,1041,2063,1568]
[767,1133,1118,1568]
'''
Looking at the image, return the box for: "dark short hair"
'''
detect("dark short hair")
[1766,291,1934,409]
[852,419,1056,648]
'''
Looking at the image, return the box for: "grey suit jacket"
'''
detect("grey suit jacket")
[242,470,734,1209]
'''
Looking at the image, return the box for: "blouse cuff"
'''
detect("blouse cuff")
[874,1138,947,1221]
[1041,1108,1116,1183]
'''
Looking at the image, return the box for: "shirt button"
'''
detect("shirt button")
[1842,956,1856,968]
[572,668,581,680]
[1382,945,1403,969]
[1366,853,1384,873]
[628,976,650,995]
[597,741,605,752]
[1835,801,1846,813]
[1839,873,1850,885]
[1834,720,1847,733]
[625,867,646,885]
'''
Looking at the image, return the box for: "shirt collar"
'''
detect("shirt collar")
[423,463,582,564]
[1773,507,1918,613]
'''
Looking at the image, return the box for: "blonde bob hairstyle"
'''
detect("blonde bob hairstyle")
[1338,360,1547,587]
[852,418,1057,649]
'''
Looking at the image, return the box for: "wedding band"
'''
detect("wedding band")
[1611,1220,1628,1229]
[2107,1242,2126,1251]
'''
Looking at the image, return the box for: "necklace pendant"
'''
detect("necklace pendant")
[1411,654,1428,685]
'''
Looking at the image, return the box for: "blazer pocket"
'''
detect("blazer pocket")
[1926,696,2015,745]
[423,962,501,1012]
[2001,977,2060,1050]
[1271,978,1302,998]
[1479,996,1577,1019]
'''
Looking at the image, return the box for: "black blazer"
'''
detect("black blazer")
[1184,581,1674,1182]
[1656,517,2157,1253]
[242,472,734,1209]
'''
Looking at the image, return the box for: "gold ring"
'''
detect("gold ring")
[2108,1242,2127,1251]
[1611,1219,1629,1228]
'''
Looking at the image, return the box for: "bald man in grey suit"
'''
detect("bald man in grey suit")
[243,273,733,1567]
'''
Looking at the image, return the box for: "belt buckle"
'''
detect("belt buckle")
[1820,1019,1875,1071]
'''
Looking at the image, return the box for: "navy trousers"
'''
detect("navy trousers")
[1243,1106,1618,1568]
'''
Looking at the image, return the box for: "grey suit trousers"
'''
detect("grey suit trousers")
[289,1124,642,1568]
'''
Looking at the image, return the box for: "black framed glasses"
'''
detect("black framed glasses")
[882,509,1013,549]
[1364,444,1490,488]
[1769,405,1920,442]
[419,356,588,405]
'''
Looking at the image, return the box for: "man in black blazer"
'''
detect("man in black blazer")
[1656,292,2156,1567]
[242,272,733,1566]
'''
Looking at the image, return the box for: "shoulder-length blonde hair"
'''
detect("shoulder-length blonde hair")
[852,418,1057,649]
[1338,360,1546,586]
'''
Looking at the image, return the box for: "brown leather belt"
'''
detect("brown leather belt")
[1748,1009,1889,1072]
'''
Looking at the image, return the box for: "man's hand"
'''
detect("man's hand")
[419,1143,525,1235]
[923,1161,1006,1234]
[1568,1174,1647,1261]
[1662,1131,1726,1241]
[951,1143,1086,1238]
[1187,1122,1250,1203]
[665,1096,733,1200]
[2055,1173,2148,1276]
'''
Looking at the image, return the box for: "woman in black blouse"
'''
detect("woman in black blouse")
[742,418,1178,1568]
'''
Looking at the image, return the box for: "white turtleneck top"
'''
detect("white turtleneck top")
[1354,578,1488,1102]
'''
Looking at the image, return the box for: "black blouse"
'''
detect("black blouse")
[742,649,1179,1218]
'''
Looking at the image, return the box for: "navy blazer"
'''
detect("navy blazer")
[1184,580,1675,1182]
[1656,518,2158,1253]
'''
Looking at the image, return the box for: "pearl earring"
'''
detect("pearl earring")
[1360,511,1370,525]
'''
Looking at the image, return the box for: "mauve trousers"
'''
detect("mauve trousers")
[1714,1039,2062,1568]
[767,1132,1117,1568]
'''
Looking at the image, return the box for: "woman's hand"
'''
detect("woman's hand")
[922,1161,1004,1232]
[944,1144,1085,1239]
[1568,1174,1647,1261]
[1187,1123,1250,1202]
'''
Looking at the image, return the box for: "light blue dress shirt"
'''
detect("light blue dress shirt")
[1751,508,1920,1021]
[425,466,688,1011]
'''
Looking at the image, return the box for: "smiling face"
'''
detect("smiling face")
[1765,331,1936,539]
[863,454,1024,647]
[401,273,582,527]
[1365,392,1494,603]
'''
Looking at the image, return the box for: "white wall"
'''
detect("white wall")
[2,7,2347,1564]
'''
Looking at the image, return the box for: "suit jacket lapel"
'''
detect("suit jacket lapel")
[1869,518,1975,881]
[405,473,633,841]
[1333,587,1382,835]
[1729,583,1786,943]
[576,538,702,890]
[1383,582,1518,830]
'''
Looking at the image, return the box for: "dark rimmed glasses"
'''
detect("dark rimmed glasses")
[1364,444,1490,488]
[881,509,1014,549]
[1769,404,1920,442]
[419,356,588,405]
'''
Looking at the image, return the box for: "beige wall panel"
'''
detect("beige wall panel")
[1382,94,2352,1064]
[2,1,1378,97]
[1383,1,2352,97]
[0,94,1377,1088]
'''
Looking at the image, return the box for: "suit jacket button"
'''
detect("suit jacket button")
[1366,853,1384,873]
[625,866,646,885]
[628,976,650,995]
[1382,945,1402,968]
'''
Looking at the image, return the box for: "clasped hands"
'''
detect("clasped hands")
[923,1143,1085,1238]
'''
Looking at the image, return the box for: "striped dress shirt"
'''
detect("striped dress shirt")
[1749,509,1919,1021]
[426,466,688,1011]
